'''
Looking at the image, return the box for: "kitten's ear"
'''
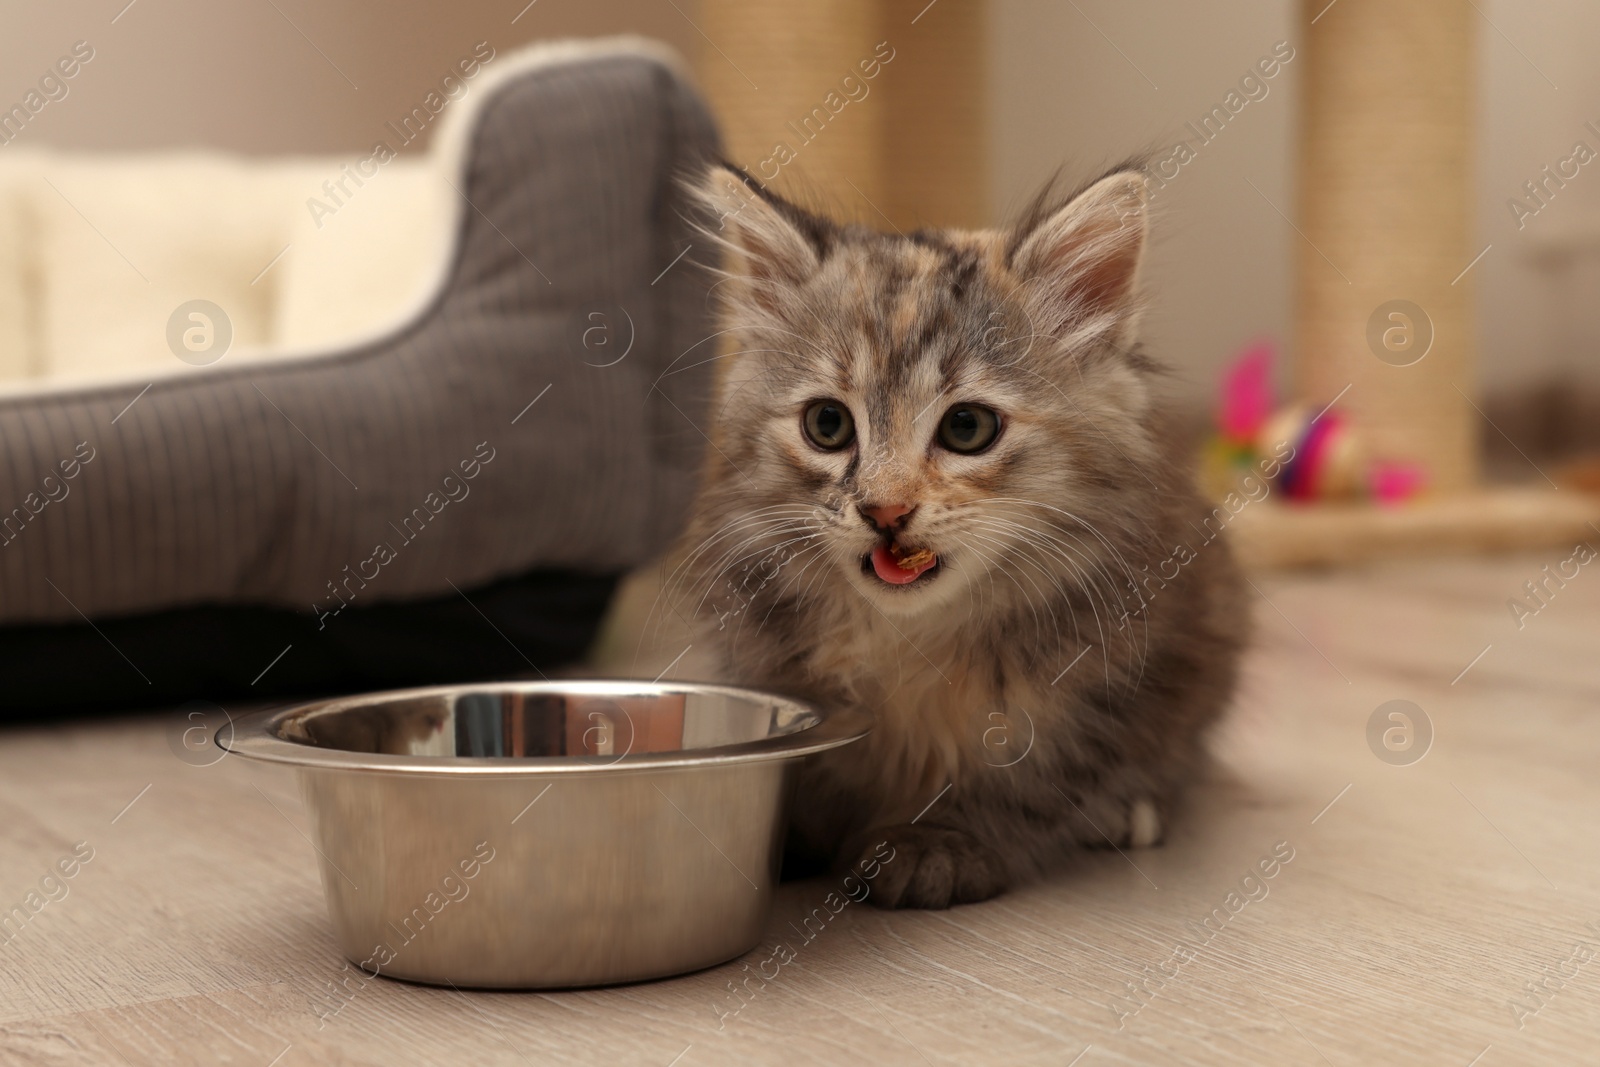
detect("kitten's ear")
[1009,169,1149,338]
[699,165,829,299]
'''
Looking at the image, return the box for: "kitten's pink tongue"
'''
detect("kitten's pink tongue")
[870,545,937,585]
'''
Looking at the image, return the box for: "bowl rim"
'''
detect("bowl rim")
[217,678,868,776]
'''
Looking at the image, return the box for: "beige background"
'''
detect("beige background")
[0,0,699,153]
[5,0,1596,406]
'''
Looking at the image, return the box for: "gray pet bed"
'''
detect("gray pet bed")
[0,42,718,714]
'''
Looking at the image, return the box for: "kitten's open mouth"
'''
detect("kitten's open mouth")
[863,542,940,586]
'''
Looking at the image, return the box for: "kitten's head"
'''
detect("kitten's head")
[685,164,1162,624]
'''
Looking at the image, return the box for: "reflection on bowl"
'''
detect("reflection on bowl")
[222,681,868,989]
[276,684,815,761]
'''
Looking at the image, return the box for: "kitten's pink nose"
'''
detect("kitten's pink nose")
[862,503,915,531]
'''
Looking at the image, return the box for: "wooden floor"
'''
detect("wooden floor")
[2,553,1598,1066]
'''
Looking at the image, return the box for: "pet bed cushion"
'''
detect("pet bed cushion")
[0,40,719,712]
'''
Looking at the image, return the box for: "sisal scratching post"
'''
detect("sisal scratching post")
[1295,0,1477,492]
[695,0,887,216]
[693,1,987,229]
[1226,0,1600,567]
[880,0,989,230]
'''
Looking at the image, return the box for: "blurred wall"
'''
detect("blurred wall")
[6,0,1598,411]
[693,0,988,233]
[1474,0,1600,395]
[0,0,698,154]
[990,0,1298,410]
[991,0,1600,413]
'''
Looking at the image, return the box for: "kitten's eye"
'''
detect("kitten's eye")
[802,400,856,450]
[938,404,1001,454]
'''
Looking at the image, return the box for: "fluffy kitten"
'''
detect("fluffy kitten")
[667,163,1247,908]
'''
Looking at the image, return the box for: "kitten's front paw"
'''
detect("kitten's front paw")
[847,825,1008,909]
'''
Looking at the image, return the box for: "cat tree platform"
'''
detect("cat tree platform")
[1225,485,1600,569]
[1237,2,1600,570]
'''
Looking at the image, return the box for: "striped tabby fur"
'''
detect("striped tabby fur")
[664,164,1248,908]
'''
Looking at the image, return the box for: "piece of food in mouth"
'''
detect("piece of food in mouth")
[868,543,939,585]
[893,546,935,570]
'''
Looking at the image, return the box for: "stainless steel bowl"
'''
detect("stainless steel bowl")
[221,680,867,989]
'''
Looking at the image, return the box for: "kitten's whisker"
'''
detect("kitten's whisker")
[723,540,828,646]
[669,506,822,581]
[657,516,812,625]
[701,320,836,368]
[649,325,764,393]
[953,536,1053,668]
[688,525,816,620]
[961,527,1068,657]
[1013,528,1139,699]
[967,515,1122,636]
[752,542,832,632]
[972,501,1145,635]
[658,347,801,382]
[950,536,1000,631]
[965,528,1084,643]
[951,537,998,624]
[690,527,823,623]
[968,513,1149,699]
[647,506,824,650]
[965,515,1123,692]
[981,496,1148,580]
[1004,513,1152,697]
[790,539,843,610]
[959,534,1050,649]
[966,516,1108,644]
